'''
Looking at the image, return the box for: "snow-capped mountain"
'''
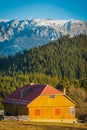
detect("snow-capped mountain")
[0,19,87,56]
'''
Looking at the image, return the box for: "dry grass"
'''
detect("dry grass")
[0,121,87,130]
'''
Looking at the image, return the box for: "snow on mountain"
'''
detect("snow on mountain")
[0,19,9,23]
[0,19,87,56]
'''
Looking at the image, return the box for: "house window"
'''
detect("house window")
[55,109,61,115]
[35,109,41,116]
[70,107,75,115]
[50,95,55,98]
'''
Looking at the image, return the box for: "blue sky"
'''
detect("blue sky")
[0,0,87,21]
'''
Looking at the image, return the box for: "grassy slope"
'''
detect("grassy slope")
[0,121,87,130]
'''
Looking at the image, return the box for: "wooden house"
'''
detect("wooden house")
[3,84,77,123]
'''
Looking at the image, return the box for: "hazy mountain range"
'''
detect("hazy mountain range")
[0,19,87,56]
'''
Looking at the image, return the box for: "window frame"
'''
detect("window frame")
[70,107,75,115]
[50,95,55,98]
[35,109,41,116]
[55,108,61,115]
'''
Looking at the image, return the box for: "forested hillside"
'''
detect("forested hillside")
[0,35,87,116]
[0,34,87,79]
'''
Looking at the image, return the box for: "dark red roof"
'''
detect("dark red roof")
[3,84,63,106]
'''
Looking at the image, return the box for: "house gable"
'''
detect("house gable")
[27,94,76,108]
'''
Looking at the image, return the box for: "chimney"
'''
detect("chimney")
[30,83,35,85]
[63,88,66,95]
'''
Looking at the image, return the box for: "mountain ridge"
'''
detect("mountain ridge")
[0,18,87,56]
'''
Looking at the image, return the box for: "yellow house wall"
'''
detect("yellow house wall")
[27,95,76,120]
[29,107,75,120]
